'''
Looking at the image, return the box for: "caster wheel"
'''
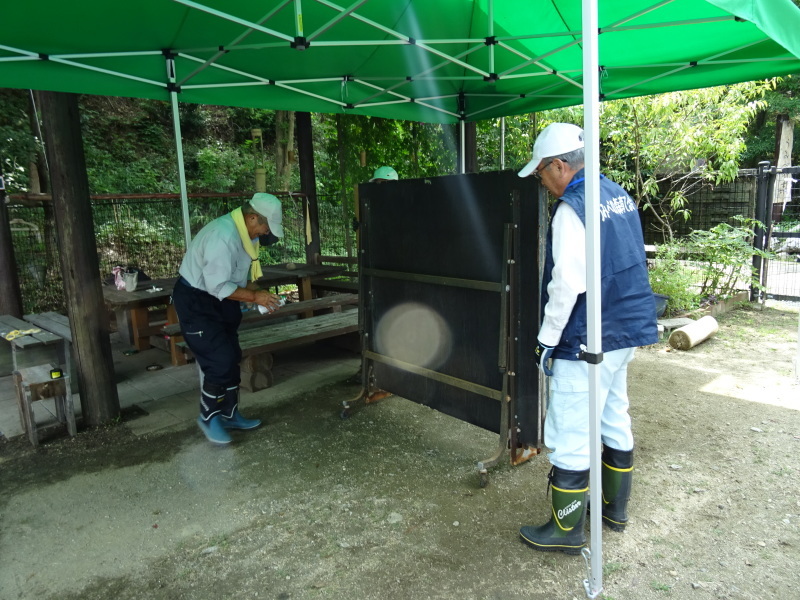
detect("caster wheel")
[340,401,351,420]
[479,471,488,488]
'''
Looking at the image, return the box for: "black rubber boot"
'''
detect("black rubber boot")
[601,445,633,532]
[519,466,589,555]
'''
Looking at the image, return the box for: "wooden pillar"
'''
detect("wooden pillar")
[456,121,478,173]
[296,111,321,265]
[39,91,120,426]
[0,183,24,317]
[464,121,478,173]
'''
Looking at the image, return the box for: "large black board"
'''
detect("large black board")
[359,170,545,448]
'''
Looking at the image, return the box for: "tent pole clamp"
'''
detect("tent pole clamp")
[582,548,603,599]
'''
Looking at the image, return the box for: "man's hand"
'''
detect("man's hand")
[534,342,555,376]
[253,289,280,310]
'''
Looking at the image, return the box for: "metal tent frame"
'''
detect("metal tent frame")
[3,1,800,596]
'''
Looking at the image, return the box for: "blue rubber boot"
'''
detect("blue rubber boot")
[197,415,232,444]
[222,407,262,430]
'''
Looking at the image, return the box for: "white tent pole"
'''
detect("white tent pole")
[500,117,506,170]
[459,121,466,174]
[166,55,192,249]
[581,0,603,598]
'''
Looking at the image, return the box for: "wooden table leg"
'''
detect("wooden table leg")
[129,306,151,351]
[115,308,134,348]
[298,277,314,318]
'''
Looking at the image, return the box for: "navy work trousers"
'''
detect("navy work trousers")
[172,279,243,390]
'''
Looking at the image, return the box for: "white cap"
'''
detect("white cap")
[369,166,398,182]
[250,193,284,237]
[518,123,584,178]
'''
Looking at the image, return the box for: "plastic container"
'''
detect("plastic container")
[258,296,286,314]
[654,293,669,318]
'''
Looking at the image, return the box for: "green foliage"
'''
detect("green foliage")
[475,115,537,172]
[648,244,702,315]
[190,142,259,192]
[741,75,800,167]
[600,82,773,241]
[94,216,185,276]
[0,89,38,192]
[684,217,772,299]
[312,113,457,203]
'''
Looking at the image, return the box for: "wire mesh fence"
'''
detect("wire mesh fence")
[6,167,796,315]
[641,173,758,245]
[764,167,800,301]
[7,192,355,314]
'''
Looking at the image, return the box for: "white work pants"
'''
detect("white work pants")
[544,347,636,471]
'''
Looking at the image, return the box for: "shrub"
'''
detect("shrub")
[649,243,702,315]
[684,217,772,299]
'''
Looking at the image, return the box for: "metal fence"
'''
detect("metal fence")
[641,174,758,245]
[640,164,799,302]
[7,166,796,314]
[756,165,800,302]
[8,192,356,314]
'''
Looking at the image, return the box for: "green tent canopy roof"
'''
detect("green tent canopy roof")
[1,0,799,123]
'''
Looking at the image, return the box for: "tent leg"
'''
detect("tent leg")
[582,0,604,598]
[166,55,192,249]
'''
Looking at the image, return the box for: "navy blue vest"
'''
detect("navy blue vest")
[541,169,658,360]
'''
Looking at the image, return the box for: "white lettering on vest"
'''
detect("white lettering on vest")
[599,194,637,222]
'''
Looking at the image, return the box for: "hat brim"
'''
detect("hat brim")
[518,157,541,178]
[267,220,284,238]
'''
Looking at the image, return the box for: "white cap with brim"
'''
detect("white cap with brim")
[250,193,284,238]
[518,123,585,178]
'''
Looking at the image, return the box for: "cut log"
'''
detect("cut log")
[668,316,719,350]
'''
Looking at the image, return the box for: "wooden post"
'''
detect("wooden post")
[297,111,321,265]
[464,121,478,173]
[39,91,120,426]
[0,183,24,317]
[456,121,478,174]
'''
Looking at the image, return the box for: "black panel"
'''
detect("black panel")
[359,171,544,447]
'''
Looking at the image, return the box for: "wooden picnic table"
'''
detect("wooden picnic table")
[102,277,178,351]
[102,263,346,351]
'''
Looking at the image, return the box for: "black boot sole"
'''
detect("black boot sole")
[519,533,585,555]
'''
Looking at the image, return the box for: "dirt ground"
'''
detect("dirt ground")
[1,302,799,600]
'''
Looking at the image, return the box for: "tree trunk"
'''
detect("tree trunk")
[0,184,23,317]
[39,91,120,426]
[275,110,295,191]
[296,112,320,265]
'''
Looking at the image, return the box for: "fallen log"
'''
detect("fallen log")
[668,315,719,350]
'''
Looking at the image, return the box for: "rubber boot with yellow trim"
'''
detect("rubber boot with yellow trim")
[519,466,588,555]
[601,445,633,532]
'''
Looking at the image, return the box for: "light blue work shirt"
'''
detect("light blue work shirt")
[178,214,255,301]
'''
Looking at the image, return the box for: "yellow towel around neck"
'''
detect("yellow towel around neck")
[231,207,263,281]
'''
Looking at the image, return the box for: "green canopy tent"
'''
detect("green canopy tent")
[2,1,799,595]
[3,0,799,242]
[2,0,799,123]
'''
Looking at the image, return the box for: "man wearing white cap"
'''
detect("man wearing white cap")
[172,193,284,444]
[517,123,658,554]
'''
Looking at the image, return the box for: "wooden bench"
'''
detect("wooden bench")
[164,293,359,367]
[1,314,66,375]
[1,314,76,446]
[177,309,359,392]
